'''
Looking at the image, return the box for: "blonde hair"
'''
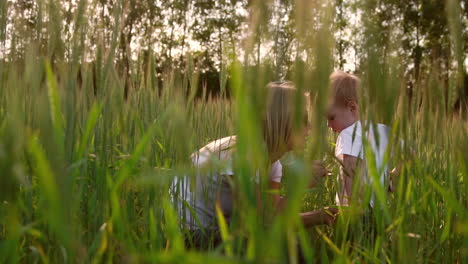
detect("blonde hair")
[193,82,308,160]
[330,71,361,106]
[263,81,308,155]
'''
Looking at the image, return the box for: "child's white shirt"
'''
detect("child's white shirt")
[335,121,390,208]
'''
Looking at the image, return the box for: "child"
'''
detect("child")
[326,71,392,209]
[172,81,336,248]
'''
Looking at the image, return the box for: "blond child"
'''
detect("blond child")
[326,71,392,209]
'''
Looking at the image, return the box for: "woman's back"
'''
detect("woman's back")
[172,135,282,230]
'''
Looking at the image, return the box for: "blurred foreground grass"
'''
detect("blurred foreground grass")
[0,0,466,263]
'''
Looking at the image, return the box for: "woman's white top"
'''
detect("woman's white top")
[171,136,282,230]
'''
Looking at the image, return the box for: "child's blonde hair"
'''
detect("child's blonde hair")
[330,71,361,106]
[263,81,308,155]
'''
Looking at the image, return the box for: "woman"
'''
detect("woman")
[171,81,337,248]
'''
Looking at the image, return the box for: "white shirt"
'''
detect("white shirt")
[171,136,283,229]
[334,121,390,207]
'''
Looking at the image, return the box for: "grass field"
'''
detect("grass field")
[0,0,467,263]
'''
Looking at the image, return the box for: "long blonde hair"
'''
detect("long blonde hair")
[263,81,309,155]
[192,81,308,161]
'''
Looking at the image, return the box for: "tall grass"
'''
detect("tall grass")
[0,0,466,263]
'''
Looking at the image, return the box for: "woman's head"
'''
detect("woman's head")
[263,81,310,160]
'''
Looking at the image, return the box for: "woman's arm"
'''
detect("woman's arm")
[254,180,286,225]
[269,181,287,211]
[309,160,328,188]
[388,166,401,192]
[268,181,338,226]
[301,207,338,227]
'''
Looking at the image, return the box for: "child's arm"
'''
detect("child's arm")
[338,154,359,206]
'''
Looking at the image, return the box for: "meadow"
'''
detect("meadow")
[0,0,467,263]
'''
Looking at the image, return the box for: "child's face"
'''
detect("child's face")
[326,102,357,133]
